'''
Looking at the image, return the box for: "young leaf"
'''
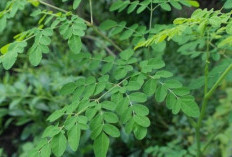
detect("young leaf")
[187,0,200,7]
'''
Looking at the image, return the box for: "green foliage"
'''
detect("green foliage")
[110,0,199,14]
[0,0,232,157]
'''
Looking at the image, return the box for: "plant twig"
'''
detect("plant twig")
[38,0,122,53]
[205,63,232,99]
[39,0,68,14]
[89,0,93,24]
[149,1,153,30]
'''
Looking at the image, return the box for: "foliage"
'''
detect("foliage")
[0,0,232,157]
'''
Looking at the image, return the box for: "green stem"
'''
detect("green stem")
[196,36,210,157]
[149,1,153,30]
[38,0,68,13]
[195,40,232,157]
[89,0,93,24]
[205,63,232,99]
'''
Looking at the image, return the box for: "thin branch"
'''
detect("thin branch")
[38,0,122,53]
[89,0,93,24]
[205,63,232,99]
[196,33,210,157]
[149,1,153,30]
[39,0,68,14]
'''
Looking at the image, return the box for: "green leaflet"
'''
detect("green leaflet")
[73,0,81,9]
[103,112,119,123]
[103,124,120,137]
[68,35,82,54]
[29,46,42,66]
[40,144,51,157]
[129,92,147,103]
[166,93,177,110]
[60,82,77,95]
[133,125,147,140]
[155,85,168,103]
[119,49,134,60]
[100,20,117,30]
[68,124,81,151]
[170,1,182,10]
[42,125,61,138]
[0,16,6,33]
[47,109,65,122]
[110,0,124,11]
[160,3,171,11]
[224,0,232,9]
[0,41,27,70]
[101,101,116,111]
[94,132,109,157]
[51,133,67,157]
[110,0,199,15]
[143,79,157,96]
[180,97,200,117]
[91,125,103,139]
[133,115,150,127]
[132,104,149,116]
[172,98,181,114]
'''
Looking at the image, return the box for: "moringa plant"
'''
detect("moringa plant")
[0,0,232,157]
